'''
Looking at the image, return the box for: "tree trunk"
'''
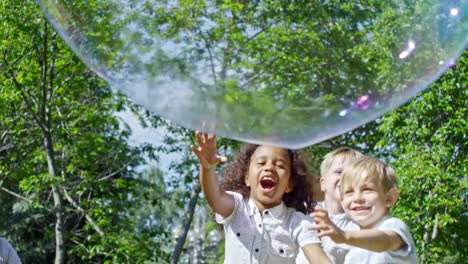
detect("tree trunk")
[171,181,201,264]
[42,23,65,264]
[44,132,65,264]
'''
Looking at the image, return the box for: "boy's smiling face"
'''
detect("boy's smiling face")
[340,175,396,229]
[245,145,292,211]
[320,156,349,204]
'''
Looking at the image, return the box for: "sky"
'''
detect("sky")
[115,109,179,172]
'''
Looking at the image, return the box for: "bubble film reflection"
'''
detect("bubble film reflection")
[36,0,468,148]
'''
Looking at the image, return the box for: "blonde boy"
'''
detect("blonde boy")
[312,156,418,264]
[319,147,364,215]
[298,147,363,264]
[317,147,363,263]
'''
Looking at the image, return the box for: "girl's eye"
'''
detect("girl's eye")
[276,163,285,168]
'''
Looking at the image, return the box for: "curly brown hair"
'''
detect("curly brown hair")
[219,144,316,214]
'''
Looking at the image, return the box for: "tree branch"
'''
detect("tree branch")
[62,187,105,237]
[0,186,33,203]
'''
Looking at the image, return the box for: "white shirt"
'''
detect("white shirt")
[321,213,358,264]
[296,212,358,264]
[216,191,320,264]
[344,215,418,264]
[0,238,22,264]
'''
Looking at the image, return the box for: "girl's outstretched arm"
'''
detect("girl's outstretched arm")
[302,243,331,264]
[191,131,235,217]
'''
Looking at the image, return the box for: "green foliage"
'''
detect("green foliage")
[1,1,465,263]
[1,1,172,263]
[376,50,467,264]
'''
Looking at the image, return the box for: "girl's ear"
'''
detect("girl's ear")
[385,187,399,208]
[244,174,250,187]
[285,179,293,193]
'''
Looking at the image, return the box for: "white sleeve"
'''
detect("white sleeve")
[332,213,359,230]
[378,217,414,256]
[296,214,321,248]
[214,191,242,225]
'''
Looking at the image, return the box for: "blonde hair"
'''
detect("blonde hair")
[340,156,398,197]
[320,147,364,178]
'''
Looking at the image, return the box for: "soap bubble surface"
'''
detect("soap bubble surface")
[37,0,467,148]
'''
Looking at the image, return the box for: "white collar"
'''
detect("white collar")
[247,198,288,222]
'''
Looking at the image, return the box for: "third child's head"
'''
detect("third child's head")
[320,147,364,206]
[339,156,399,229]
[221,144,314,214]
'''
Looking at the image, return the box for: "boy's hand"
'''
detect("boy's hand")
[310,207,346,243]
[191,131,227,169]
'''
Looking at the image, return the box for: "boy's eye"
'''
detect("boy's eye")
[362,185,376,191]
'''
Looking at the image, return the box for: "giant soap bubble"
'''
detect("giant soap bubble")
[37,1,467,148]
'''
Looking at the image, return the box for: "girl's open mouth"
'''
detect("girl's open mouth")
[260,177,276,192]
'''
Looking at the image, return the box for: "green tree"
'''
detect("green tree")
[22,1,466,262]
[1,1,170,263]
[375,50,467,263]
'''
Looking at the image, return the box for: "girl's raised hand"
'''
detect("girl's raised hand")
[191,131,228,169]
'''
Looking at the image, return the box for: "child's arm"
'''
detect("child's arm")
[310,207,405,252]
[190,131,234,217]
[302,243,332,264]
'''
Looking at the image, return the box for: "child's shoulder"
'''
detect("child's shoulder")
[331,213,359,229]
[286,207,314,224]
[375,215,409,230]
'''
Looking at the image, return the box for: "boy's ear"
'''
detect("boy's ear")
[385,187,399,208]
[319,177,325,192]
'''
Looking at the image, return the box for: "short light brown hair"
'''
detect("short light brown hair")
[320,147,364,178]
[340,156,398,197]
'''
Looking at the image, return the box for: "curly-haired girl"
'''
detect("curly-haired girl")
[191,131,330,264]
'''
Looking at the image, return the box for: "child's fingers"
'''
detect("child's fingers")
[194,131,202,145]
[310,212,322,218]
[310,224,333,238]
[312,217,324,224]
[190,145,201,157]
[310,222,325,230]
[310,210,327,220]
[207,132,214,140]
[316,229,334,238]
[313,206,327,214]
[310,224,326,233]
